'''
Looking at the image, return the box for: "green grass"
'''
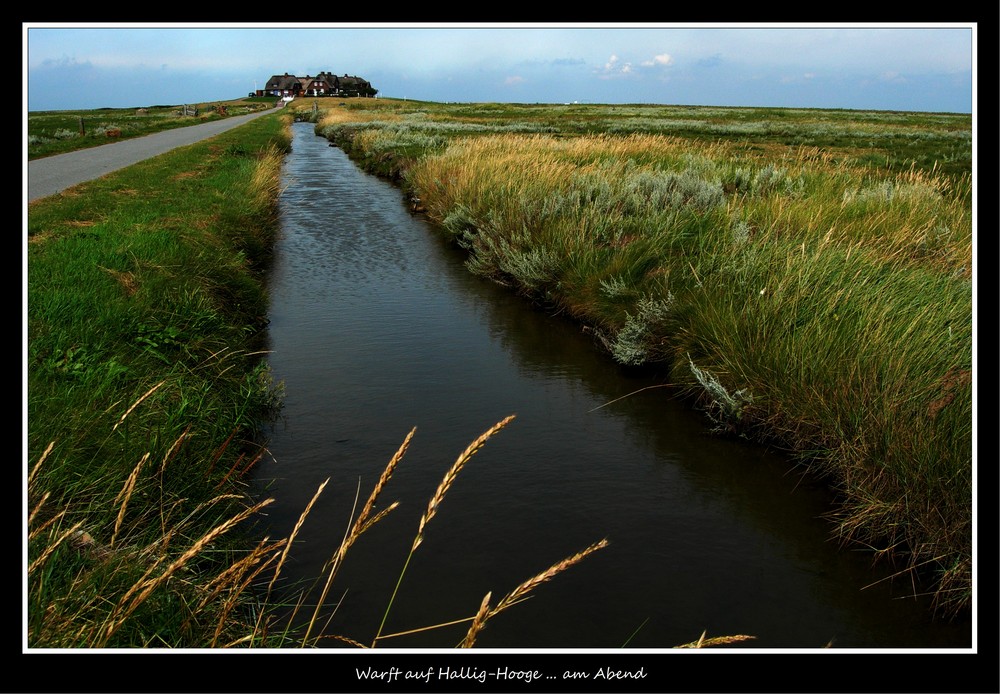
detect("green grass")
[27,98,274,160]
[27,111,290,647]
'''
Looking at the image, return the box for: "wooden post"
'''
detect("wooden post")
[78,116,85,135]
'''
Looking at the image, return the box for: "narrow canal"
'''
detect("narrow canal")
[252,121,971,649]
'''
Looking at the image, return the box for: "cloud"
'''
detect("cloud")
[641,53,673,67]
[780,73,817,84]
[504,75,525,86]
[601,51,672,79]
[599,54,634,78]
[39,54,91,70]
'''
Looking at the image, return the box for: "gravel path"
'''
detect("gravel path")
[27,106,280,202]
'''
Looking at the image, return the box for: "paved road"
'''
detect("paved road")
[27,106,281,202]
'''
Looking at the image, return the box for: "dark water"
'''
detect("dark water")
[253,122,971,650]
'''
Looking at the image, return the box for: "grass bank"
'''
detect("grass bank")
[297,98,973,615]
[26,110,292,646]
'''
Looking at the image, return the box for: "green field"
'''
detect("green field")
[27,98,274,159]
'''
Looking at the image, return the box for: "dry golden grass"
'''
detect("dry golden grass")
[413,415,515,552]
[316,107,400,129]
[488,539,610,619]
[369,416,517,646]
[111,381,165,432]
[410,131,969,278]
[675,631,757,648]
[278,415,602,648]
[297,430,416,645]
[111,453,149,546]
[28,517,82,575]
[350,427,415,548]
[455,538,611,648]
[459,592,493,648]
[266,478,330,600]
[98,497,274,647]
[247,142,287,211]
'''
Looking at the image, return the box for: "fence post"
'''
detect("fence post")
[78,116,85,135]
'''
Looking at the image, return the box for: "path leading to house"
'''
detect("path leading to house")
[27,106,280,202]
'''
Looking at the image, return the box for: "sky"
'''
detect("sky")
[24,23,975,113]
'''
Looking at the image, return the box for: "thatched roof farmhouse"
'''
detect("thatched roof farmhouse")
[255,71,377,98]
